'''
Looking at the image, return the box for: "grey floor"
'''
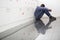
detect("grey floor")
[1,18,60,40]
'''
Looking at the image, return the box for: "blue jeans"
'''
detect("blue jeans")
[34,8,51,20]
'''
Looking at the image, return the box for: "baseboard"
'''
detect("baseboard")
[0,16,60,39]
[0,17,34,39]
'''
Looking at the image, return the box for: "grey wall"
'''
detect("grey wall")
[0,0,60,26]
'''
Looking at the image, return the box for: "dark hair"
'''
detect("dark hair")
[40,4,45,7]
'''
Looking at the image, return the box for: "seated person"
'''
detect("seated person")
[34,4,56,21]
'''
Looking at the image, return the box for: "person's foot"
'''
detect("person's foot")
[49,16,56,22]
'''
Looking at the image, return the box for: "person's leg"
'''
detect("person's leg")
[44,9,56,20]
[38,10,45,18]
[35,10,44,20]
[44,9,52,17]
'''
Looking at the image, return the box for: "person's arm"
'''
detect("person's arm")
[48,9,52,12]
[45,7,52,12]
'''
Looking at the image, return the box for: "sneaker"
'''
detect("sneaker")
[49,16,56,22]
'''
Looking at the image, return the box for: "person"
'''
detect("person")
[34,4,56,21]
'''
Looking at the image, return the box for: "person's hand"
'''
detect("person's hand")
[49,9,52,12]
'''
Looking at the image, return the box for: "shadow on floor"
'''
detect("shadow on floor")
[34,19,56,34]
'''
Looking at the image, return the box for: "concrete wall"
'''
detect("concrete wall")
[0,0,60,26]
[37,0,60,17]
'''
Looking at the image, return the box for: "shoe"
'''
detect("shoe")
[49,16,56,22]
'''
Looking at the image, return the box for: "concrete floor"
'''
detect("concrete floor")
[1,18,60,40]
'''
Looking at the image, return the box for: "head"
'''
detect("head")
[40,4,45,7]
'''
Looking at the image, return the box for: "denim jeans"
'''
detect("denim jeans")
[34,7,51,19]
